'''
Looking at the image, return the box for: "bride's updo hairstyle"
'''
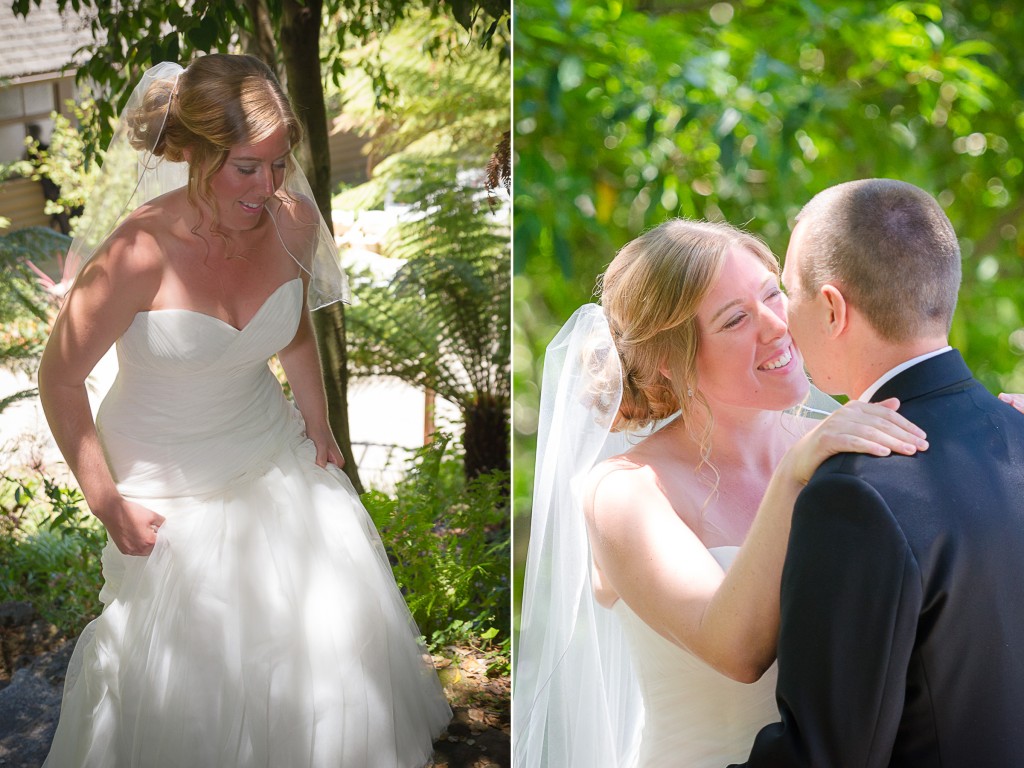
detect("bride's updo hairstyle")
[598,219,779,435]
[126,54,302,222]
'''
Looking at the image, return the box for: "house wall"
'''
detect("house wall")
[0,176,51,230]
[0,72,78,231]
[328,127,370,189]
[0,74,77,165]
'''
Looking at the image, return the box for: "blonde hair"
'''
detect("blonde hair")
[598,219,779,468]
[126,54,302,229]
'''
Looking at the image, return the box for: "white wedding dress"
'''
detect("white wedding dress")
[44,277,451,768]
[611,546,777,768]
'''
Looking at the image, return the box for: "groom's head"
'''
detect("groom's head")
[782,179,961,398]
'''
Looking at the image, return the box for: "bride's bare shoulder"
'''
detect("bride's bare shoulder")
[583,447,674,528]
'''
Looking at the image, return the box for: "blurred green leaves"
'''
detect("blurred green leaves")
[513,0,1024,606]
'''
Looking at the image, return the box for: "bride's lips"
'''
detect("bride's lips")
[758,344,796,372]
[239,200,265,215]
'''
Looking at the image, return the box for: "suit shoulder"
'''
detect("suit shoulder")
[795,470,912,546]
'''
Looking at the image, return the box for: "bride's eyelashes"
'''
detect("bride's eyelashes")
[723,312,746,330]
[720,288,785,331]
[234,162,287,176]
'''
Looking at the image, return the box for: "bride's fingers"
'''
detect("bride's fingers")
[999,393,1024,414]
[827,401,928,446]
[850,399,928,440]
[313,442,328,468]
[815,412,928,456]
[825,424,924,456]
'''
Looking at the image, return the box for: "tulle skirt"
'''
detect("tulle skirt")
[43,438,451,767]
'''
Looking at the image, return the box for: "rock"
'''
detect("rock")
[0,641,70,767]
[0,603,36,628]
[0,605,62,687]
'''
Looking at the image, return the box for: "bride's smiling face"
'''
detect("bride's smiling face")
[693,246,809,412]
[207,124,290,232]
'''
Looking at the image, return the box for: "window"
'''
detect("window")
[0,80,60,164]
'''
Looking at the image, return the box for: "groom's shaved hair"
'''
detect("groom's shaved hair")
[794,179,961,342]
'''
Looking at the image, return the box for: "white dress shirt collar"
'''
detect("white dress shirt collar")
[858,346,953,402]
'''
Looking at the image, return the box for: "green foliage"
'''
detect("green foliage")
[0,227,67,378]
[345,178,511,478]
[513,0,1024,586]
[22,106,91,226]
[338,11,511,479]
[0,474,106,637]
[324,1,509,107]
[361,433,510,656]
[12,0,508,162]
[332,11,510,205]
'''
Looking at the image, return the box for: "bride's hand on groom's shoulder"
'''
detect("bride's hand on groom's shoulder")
[785,399,930,486]
[998,393,1024,414]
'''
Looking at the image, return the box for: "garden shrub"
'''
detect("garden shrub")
[0,474,105,637]
[362,432,510,660]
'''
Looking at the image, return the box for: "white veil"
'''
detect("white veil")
[513,303,839,767]
[64,58,347,310]
[513,303,642,768]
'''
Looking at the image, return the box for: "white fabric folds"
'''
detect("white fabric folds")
[44,273,449,767]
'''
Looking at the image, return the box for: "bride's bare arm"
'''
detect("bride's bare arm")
[276,301,344,469]
[586,398,927,683]
[38,230,164,556]
[272,195,344,470]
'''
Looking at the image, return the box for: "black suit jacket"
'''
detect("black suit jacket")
[733,350,1024,767]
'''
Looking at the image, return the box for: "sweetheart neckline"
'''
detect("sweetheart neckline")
[134,277,302,333]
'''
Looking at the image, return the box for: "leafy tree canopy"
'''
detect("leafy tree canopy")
[515,0,1024,421]
[13,0,509,163]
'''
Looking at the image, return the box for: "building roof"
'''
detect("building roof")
[0,0,92,81]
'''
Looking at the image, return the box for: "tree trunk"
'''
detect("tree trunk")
[279,0,363,492]
[462,393,509,482]
[240,0,280,80]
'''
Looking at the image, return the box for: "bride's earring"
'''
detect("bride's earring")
[687,387,694,397]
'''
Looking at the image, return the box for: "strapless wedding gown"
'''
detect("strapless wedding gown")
[44,278,451,768]
[611,546,778,768]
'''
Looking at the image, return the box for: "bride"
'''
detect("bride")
[513,218,930,767]
[37,54,450,767]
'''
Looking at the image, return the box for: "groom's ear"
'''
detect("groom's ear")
[820,283,849,338]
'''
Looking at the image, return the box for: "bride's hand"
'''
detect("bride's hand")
[785,398,928,486]
[998,393,1024,414]
[96,497,165,556]
[306,423,346,469]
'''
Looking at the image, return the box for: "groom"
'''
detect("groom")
[734,179,1024,766]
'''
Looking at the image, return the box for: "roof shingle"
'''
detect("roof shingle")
[0,0,92,80]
